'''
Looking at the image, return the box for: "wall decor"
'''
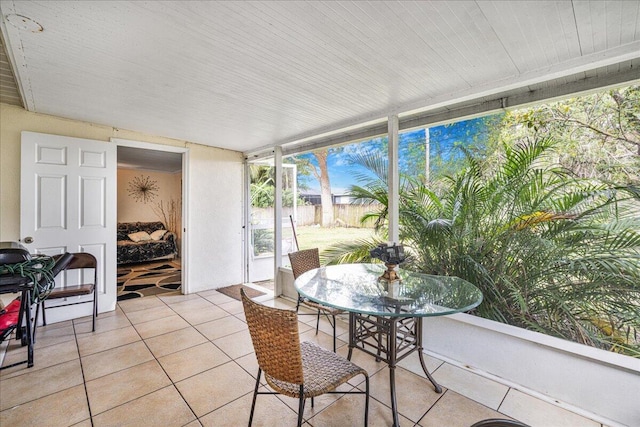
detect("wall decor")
[127,175,159,203]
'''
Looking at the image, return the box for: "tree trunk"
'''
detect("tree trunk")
[313,150,334,227]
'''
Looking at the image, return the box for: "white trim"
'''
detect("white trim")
[110,138,190,292]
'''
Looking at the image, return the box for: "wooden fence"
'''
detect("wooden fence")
[252,204,382,228]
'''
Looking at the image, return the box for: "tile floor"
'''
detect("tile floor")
[0,288,608,427]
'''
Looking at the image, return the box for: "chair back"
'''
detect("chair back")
[66,252,97,271]
[288,248,320,279]
[240,289,304,385]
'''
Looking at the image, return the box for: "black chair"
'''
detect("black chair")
[36,252,98,334]
[1,248,73,367]
[288,248,343,352]
[471,419,530,427]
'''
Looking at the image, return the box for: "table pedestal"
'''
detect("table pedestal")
[347,312,442,427]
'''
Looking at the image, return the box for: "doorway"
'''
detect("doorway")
[113,139,188,297]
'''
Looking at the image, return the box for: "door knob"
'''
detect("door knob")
[23,236,34,244]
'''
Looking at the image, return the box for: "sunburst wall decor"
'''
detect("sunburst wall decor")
[127,175,160,203]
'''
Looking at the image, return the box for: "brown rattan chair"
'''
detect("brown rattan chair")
[288,248,343,352]
[240,289,369,427]
[36,252,98,332]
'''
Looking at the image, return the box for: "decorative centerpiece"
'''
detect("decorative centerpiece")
[370,243,406,283]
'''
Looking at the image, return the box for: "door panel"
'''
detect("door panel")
[21,131,116,323]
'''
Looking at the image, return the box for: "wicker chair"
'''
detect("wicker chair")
[288,248,343,352]
[240,289,369,427]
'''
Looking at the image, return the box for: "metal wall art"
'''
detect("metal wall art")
[127,175,159,203]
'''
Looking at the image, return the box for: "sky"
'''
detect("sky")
[295,116,497,194]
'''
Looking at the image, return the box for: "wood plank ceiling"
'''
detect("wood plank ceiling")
[1,1,639,155]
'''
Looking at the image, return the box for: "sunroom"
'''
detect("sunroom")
[0,1,639,426]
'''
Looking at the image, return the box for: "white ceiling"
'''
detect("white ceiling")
[1,1,639,155]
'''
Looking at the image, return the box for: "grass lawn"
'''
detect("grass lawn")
[293,225,376,254]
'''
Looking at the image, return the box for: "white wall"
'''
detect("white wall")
[0,103,244,295]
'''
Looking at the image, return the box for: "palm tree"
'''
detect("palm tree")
[324,137,640,356]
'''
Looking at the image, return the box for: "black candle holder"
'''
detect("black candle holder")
[370,243,406,283]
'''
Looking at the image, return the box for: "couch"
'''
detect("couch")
[117,222,178,265]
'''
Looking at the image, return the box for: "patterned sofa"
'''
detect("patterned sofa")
[117,222,178,265]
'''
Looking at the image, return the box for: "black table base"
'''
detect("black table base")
[347,313,442,427]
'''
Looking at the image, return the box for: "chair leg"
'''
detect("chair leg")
[332,314,337,352]
[32,302,42,343]
[297,385,305,427]
[315,310,321,334]
[248,369,262,427]
[41,301,47,326]
[364,374,370,427]
[92,293,97,332]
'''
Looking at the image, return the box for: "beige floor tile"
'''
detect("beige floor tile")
[0,384,89,427]
[217,299,245,314]
[82,340,154,381]
[418,390,506,427]
[168,297,215,315]
[118,296,167,313]
[336,345,388,372]
[233,352,261,382]
[77,325,141,356]
[133,313,190,339]
[124,304,176,325]
[431,363,509,410]
[158,342,231,382]
[195,315,247,341]
[92,385,196,427]
[307,392,411,427]
[71,419,93,427]
[369,366,444,423]
[260,297,298,310]
[0,338,78,379]
[199,391,298,427]
[86,359,172,415]
[145,326,208,358]
[183,420,203,427]
[74,310,132,334]
[175,303,229,325]
[0,359,84,410]
[396,350,444,377]
[198,290,236,305]
[32,323,76,348]
[158,292,201,304]
[277,382,357,417]
[175,361,255,417]
[212,329,255,359]
[500,389,600,427]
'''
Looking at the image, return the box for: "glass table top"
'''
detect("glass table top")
[294,263,483,317]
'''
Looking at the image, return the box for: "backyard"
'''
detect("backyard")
[293,225,375,256]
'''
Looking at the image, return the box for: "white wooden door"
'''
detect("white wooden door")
[20,131,117,323]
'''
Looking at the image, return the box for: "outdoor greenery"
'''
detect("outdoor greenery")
[249,164,303,208]
[322,85,640,356]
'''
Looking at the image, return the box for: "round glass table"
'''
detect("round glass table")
[295,263,483,427]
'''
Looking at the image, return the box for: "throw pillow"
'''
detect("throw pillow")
[128,231,152,242]
[150,229,167,241]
